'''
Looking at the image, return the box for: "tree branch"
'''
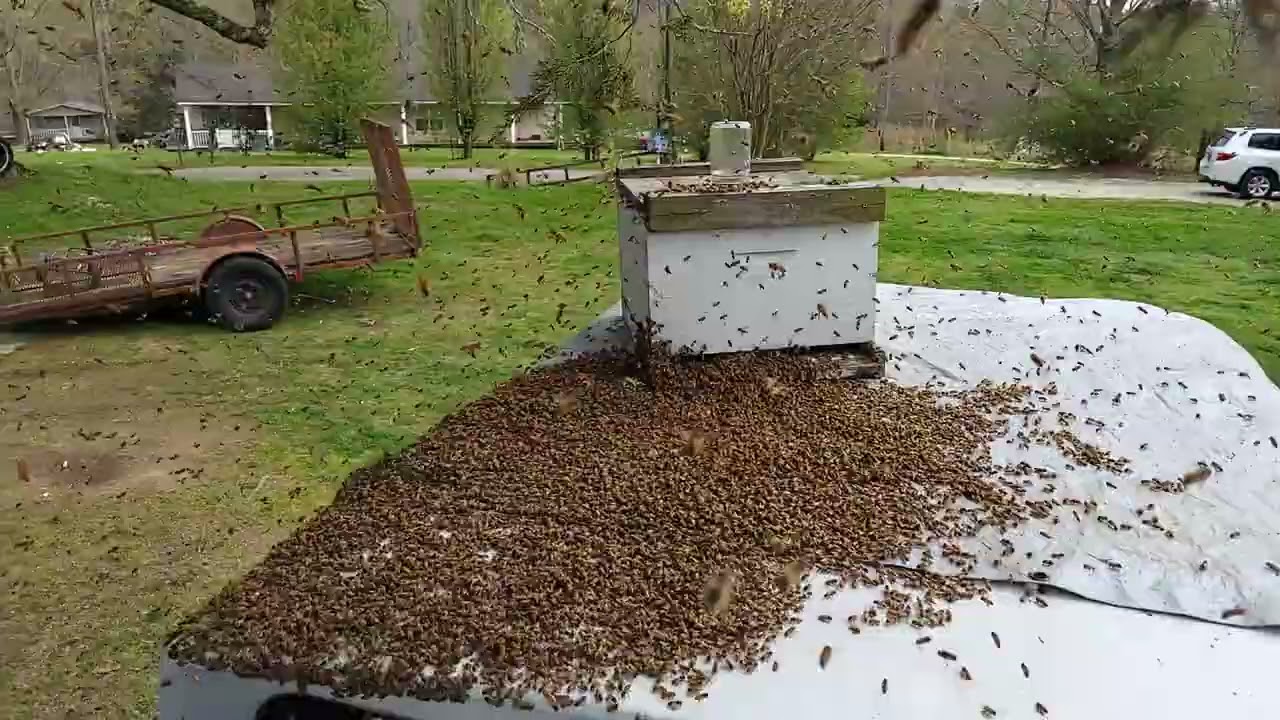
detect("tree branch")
[504,0,554,44]
[963,16,1065,88]
[145,0,276,48]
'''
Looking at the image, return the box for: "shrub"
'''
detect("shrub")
[1005,72,1189,166]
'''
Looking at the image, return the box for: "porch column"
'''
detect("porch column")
[182,105,194,149]
[63,115,70,138]
[400,103,409,145]
[24,115,32,143]
[264,105,274,149]
[555,104,563,150]
[509,110,517,144]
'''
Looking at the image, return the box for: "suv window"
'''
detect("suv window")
[1213,130,1237,146]
[1248,133,1280,151]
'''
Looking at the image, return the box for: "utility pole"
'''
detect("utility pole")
[658,0,673,164]
[875,0,893,152]
[88,0,118,149]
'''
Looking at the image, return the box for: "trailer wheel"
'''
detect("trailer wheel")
[205,256,288,332]
[0,138,14,178]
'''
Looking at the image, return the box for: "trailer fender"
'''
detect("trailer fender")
[198,215,266,247]
[196,252,289,295]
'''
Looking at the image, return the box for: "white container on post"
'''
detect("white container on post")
[708,121,751,181]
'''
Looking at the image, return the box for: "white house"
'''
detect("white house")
[25,102,108,144]
[174,62,563,151]
[175,64,281,150]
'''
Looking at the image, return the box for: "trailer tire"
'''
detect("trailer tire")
[205,256,288,332]
[0,138,14,178]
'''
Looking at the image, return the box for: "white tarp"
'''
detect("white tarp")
[876,285,1280,628]
[161,582,1280,720]
[164,286,1280,720]
[559,285,1280,627]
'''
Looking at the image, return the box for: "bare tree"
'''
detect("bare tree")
[1,0,70,146]
[669,0,877,157]
[423,0,511,158]
[507,0,638,161]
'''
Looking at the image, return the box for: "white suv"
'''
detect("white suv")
[1199,127,1280,199]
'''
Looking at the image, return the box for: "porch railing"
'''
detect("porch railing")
[187,129,273,150]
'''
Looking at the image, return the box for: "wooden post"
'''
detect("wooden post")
[367,221,382,262]
[80,231,93,252]
[147,222,160,243]
[290,230,303,281]
[138,253,153,296]
[275,205,286,227]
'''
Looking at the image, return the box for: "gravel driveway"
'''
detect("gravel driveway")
[907,175,1243,205]
[165,166,1248,205]
[168,166,496,182]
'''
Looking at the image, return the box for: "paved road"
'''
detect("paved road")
[907,175,1243,205]
[166,165,599,184]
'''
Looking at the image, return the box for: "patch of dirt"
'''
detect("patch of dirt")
[13,449,125,487]
[0,334,255,501]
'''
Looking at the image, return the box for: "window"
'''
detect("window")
[413,110,447,134]
[1247,133,1280,151]
[1213,130,1237,146]
[70,116,82,127]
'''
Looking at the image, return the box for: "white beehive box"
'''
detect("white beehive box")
[616,162,885,356]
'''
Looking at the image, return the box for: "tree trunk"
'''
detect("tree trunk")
[89,0,119,148]
[6,98,26,147]
[1095,3,1118,78]
[461,130,474,159]
[3,60,26,147]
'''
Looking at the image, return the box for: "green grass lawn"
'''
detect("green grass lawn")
[12,145,1030,186]
[14,145,588,175]
[1,158,1277,718]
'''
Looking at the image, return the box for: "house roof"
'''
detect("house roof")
[28,102,105,117]
[175,53,545,107]
[175,63,280,104]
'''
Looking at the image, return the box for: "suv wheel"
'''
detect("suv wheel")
[1238,169,1274,199]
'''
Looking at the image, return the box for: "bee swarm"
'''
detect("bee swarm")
[170,350,1121,707]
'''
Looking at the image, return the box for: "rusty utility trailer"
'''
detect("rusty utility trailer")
[0,120,420,332]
